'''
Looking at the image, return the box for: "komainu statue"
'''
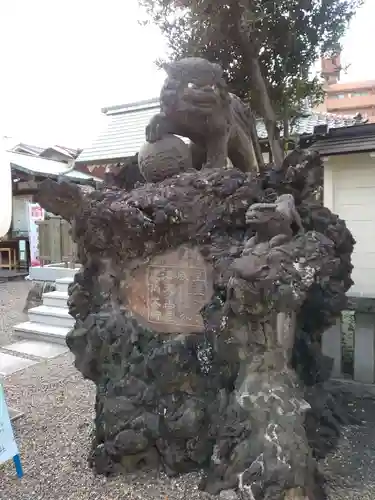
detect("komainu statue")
[36,57,356,500]
[145,57,259,172]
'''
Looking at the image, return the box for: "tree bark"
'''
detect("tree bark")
[283,115,290,156]
[248,56,284,168]
[234,1,285,169]
[248,106,266,171]
[283,116,289,140]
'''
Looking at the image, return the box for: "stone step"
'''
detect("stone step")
[42,290,69,308]
[28,305,75,328]
[13,321,71,345]
[55,277,74,293]
[3,339,69,358]
[0,351,39,376]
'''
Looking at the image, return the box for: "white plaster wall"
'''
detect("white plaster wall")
[324,153,375,297]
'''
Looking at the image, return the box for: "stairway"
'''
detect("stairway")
[13,277,75,345]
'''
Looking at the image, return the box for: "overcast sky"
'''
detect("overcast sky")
[0,0,374,149]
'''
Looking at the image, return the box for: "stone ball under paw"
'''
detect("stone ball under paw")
[138,134,193,183]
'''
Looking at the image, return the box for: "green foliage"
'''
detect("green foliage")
[139,0,363,121]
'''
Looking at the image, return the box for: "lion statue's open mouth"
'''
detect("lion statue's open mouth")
[162,75,224,113]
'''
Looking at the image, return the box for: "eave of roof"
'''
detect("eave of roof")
[101,97,160,116]
[11,143,45,156]
[311,136,375,156]
[7,152,102,183]
[39,146,75,159]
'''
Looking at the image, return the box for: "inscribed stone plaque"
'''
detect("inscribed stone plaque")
[123,246,213,333]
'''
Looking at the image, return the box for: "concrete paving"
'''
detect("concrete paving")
[3,340,68,359]
[0,351,38,376]
[0,270,28,282]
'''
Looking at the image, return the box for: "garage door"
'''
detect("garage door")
[333,163,375,296]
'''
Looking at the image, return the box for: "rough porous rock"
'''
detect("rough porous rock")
[23,280,56,312]
[36,148,355,500]
[35,57,355,500]
[103,154,145,191]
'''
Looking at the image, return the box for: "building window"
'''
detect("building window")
[352,91,370,97]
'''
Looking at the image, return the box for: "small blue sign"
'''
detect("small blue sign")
[0,383,23,478]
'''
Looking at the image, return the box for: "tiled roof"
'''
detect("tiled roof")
[311,124,375,155]
[39,145,80,159]
[76,99,160,164]
[256,112,366,139]
[76,98,366,164]
[55,145,81,156]
[10,143,45,156]
[312,135,375,155]
[8,152,102,183]
[9,142,80,160]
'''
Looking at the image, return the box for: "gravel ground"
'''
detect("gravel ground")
[322,390,375,500]
[2,356,375,500]
[0,280,31,347]
[1,279,375,499]
[0,353,213,500]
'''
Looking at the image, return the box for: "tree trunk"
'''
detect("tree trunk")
[248,106,266,171]
[234,3,284,169]
[249,56,284,168]
[283,115,290,156]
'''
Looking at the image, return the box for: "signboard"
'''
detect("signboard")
[0,383,23,477]
[28,202,45,267]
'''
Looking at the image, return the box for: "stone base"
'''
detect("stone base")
[23,280,56,312]
[36,151,355,499]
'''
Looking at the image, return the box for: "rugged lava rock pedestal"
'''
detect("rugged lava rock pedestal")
[36,148,355,500]
[35,52,355,500]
